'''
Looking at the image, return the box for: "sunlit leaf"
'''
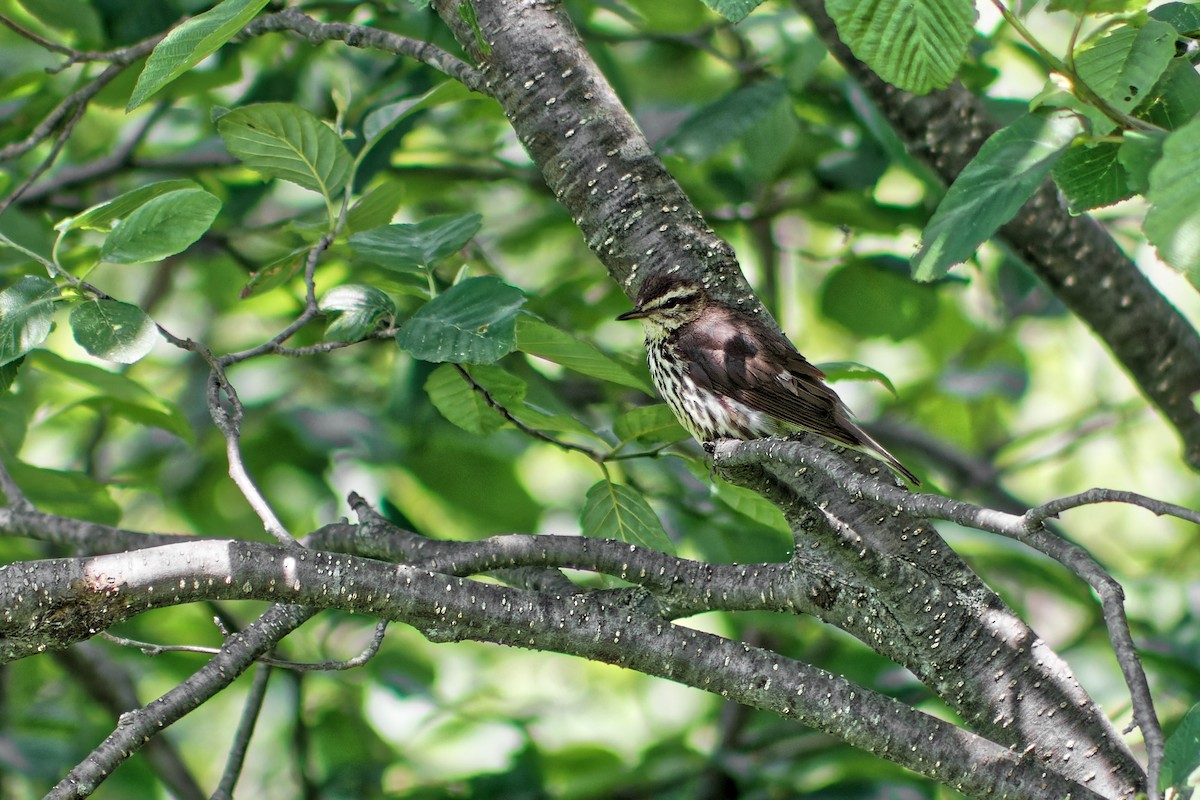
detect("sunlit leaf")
[127,0,271,110]
[700,0,766,23]
[69,300,158,364]
[1052,143,1132,212]
[612,405,689,446]
[58,180,200,233]
[581,480,673,552]
[0,275,59,366]
[2,459,120,524]
[662,79,787,161]
[218,103,353,199]
[1146,116,1200,273]
[396,276,525,364]
[99,189,221,264]
[345,180,405,234]
[320,284,395,342]
[350,213,482,274]
[1160,702,1200,796]
[1074,21,1177,118]
[820,257,939,339]
[816,361,898,396]
[424,363,525,435]
[516,315,652,393]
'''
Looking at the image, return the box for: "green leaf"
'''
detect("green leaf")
[1146,115,1200,274]
[395,276,525,364]
[662,79,787,161]
[1160,702,1200,795]
[99,188,221,264]
[612,405,689,446]
[819,257,939,339]
[2,459,120,524]
[58,180,201,233]
[16,0,103,46]
[0,357,22,395]
[1052,142,1132,212]
[516,315,652,393]
[424,363,525,435]
[1150,2,1200,35]
[350,213,482,274]
[1118,131,1165,194]
[699,0,766,23]
[0,276,59,366]
[1074,21,1177,118]
[711,480,790,534]
[362,82,472,144]
[345,180,405,234]
[217,103,353,199]
[912,109,1082,281]
[69,300,158,364]
[1135,58,1200,130]
[581,480,673,552]
[824,0,976,93]
[320,284,396,342]
[816,361,898,396]
[127,0,272,110]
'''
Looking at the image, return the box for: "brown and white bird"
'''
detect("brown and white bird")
[617,272,918,484]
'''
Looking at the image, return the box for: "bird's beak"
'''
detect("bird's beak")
[616,306,647,321]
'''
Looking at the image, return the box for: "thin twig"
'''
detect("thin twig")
[0,460,34,514]
[211,663,272,800]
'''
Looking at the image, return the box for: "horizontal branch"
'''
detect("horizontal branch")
[4,539,1105,800]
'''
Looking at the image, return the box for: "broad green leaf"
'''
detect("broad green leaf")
[362,82,472,144]
[711,480,789,534]
[0,276,59,366]
[395,276,525,364]
[28,350,190,439]
[240,247,308,299]
[581,480,673,552]
[346,180,405,233]
[1074,22,1177,118]
[1047,0,1147,14]
[1150,2,1200,35]
[320,284,396,342]
[1160,702,1200,795]
[1135,59,1200,130]
[218,103,353,199]
[69,300,158,363]
[0,357,21,394]
[612,405,689,446]
[516,315,652,393]
[816,361,898,396]
[58,180,201,233]
[700,0,766,23]
[99,188,221,264]
[2,459,120,524]
[424,363,525,435]
[16,0,103,46]
[1118,131,1165,194]
[820,257,939,338]
[825,0,976,93]
[127,0,272,110]
[1052,142,1132,212]
[506,402,600,439]
[662,79,787,161]
[1146,116,1200,273]
[912,110,1082,281]
[350,213,482,274]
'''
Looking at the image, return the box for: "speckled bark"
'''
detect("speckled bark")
[797,0,1200,468]
[427,2,1145,798]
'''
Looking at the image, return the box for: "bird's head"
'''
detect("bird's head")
[616,274,706,335]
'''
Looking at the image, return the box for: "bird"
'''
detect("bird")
[617,272,919,484]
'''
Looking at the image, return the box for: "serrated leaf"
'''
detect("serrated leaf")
[1146,116,1200,274]
[58,180,200,233]
[350,213,482,274]
[1052,142,1132,212]
[396,276,525,364]
[424,363,525,434]
[0,276,59,366]
[662,79,787,161]
[700,0,766,23]
[825,0,976,93]
[912,109,1082,281]
[69,300,158,364]
[1074,21,1177,118]
[218,103,353,199]
[127,0,271,110]
[320,284,395,342]
[581,480,673,552]
[99,188,220,264]
[816,361,898,396]
[346,180,405,233]
[516,315,652,393]
[1135,58,1200,130]
[612,405,689,446]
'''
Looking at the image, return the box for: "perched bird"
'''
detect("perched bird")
[617,272,918,484]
